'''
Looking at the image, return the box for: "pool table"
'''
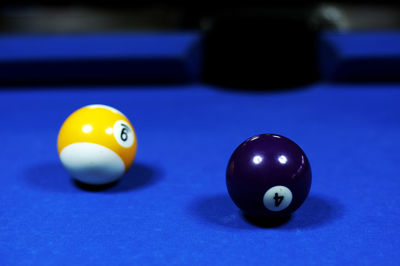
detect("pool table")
[1,33,400,265]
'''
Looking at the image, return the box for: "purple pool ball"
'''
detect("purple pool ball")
[226,134,312,218]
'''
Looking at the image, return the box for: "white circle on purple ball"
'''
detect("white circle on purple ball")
[263,185,293,211]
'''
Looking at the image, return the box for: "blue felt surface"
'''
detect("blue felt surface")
[318,31,400,81]
[0,32,202,83]
[1,83,400,265]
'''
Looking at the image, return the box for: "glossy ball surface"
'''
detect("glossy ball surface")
[57,104,137,185]
[226,134,311,218]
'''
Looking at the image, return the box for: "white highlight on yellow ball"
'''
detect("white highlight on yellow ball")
[82,124,93,133]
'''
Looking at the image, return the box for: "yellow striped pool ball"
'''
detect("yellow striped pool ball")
[57,104,137,185]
